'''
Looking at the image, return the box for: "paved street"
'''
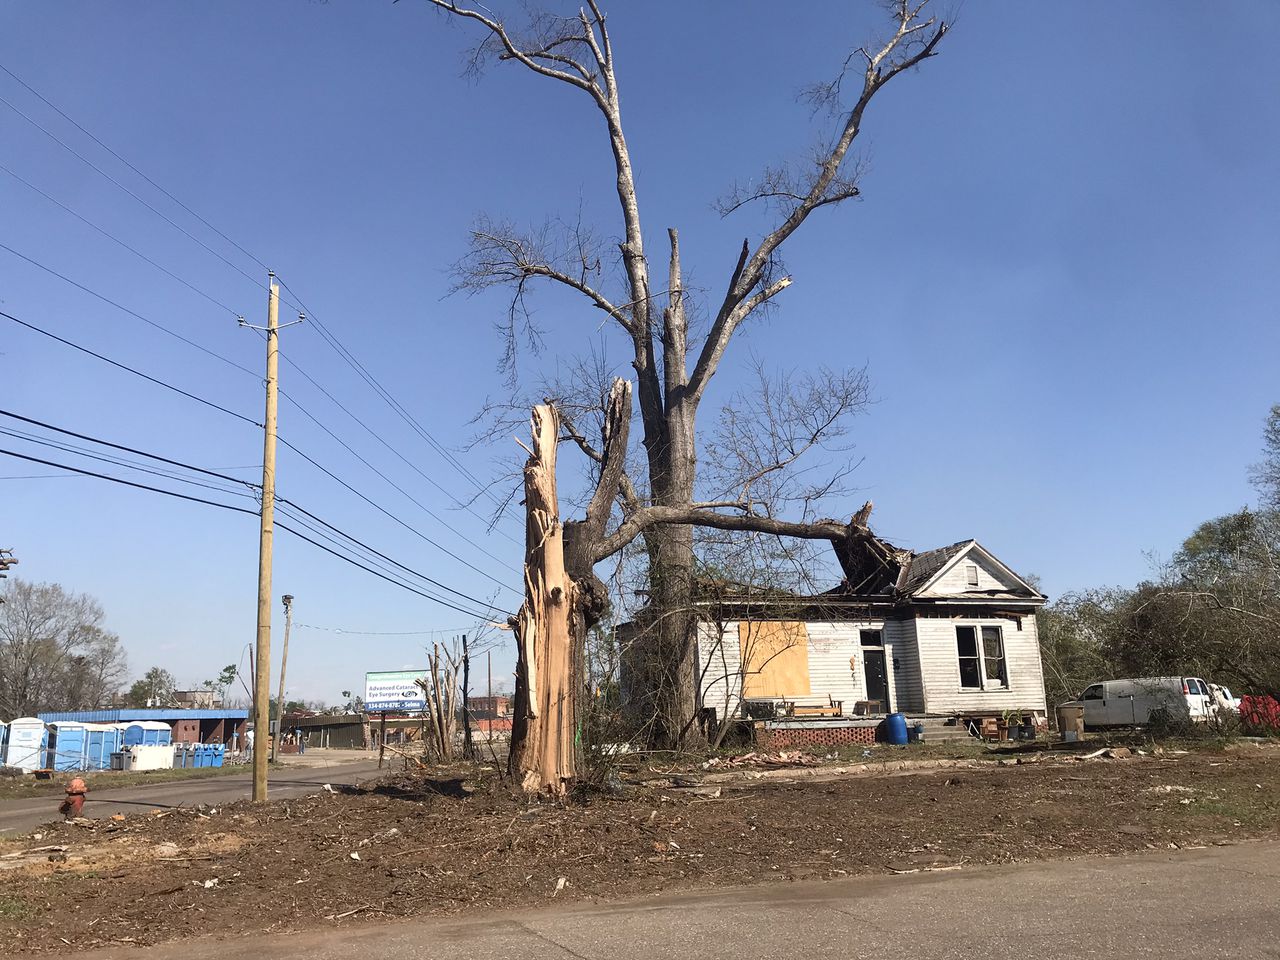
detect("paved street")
[82,841,1280,960]
[0,756,384,835]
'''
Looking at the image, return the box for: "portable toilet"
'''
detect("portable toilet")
[46,721,89,771]
[122,721,172,748]
[84,724,122,771]
[4,717,48,772]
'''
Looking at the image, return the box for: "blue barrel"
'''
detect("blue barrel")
[884,712,909,745]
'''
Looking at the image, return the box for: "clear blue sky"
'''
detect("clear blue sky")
[3,2,1277,703]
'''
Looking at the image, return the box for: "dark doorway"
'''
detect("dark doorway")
[864,649,890,713]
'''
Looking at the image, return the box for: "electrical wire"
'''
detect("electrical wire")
[0,91,268,294]
[277,274,518,527]
[0,408,252,486]
[3,309,518,589]
[278,434,520,593]
[0,447,503,620]
[1,309,261,426]
[278,389,519,576]
[0,426,256,500]
[0,408,511,616]
[1,69,520,576]
[0,63,273,276]
[278,353,521,547]
[0,162,245,319]
[0,245,257,377]
[1,67,515,550]
[293,623,483,636]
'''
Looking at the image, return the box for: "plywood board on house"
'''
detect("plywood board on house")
[738,621,811,698]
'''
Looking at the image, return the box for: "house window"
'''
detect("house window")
[860,629,884,647]
[956,626,982,689]
[982,626,1007,686]
[955,624,1008,690]
[965,564,979,587]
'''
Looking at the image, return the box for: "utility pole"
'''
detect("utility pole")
[272,594,294,763]
[461,633,474,759]
[240,276,303,802]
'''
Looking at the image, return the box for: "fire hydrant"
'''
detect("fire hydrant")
[59,777,88,819]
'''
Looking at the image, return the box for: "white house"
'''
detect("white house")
[692,535,1048,730]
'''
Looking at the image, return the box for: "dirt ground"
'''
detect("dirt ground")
[1,743,1278,954]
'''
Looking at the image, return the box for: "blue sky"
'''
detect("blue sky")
[2,2,1277,703]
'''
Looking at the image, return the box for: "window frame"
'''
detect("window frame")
[953,622,1011,692]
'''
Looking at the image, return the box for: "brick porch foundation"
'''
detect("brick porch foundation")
[754,720,879,750]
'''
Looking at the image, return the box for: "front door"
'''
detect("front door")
[864,649,890,713]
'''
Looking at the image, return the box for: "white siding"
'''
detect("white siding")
[914,613,1047,714]
[924,548,1015,596]
[885,618,926,713]
[697,621,743,721]
[697,619,926,718]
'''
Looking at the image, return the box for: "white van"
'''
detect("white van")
[1067,677,1212,729]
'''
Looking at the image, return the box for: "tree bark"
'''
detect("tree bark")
[509,404,577,795]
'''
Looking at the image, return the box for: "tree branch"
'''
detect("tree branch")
[686,1,947,405]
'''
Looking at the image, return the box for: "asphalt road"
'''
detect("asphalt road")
[0,757,384,835]
[83,840,1280,960]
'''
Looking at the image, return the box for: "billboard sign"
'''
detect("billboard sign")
[364,670,428,712]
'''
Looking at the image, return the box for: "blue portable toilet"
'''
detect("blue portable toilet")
[122,721,172,748]
[46,721,89,771]
[4,717,48,772]
[83,724,121,771]
[210,744,225,768]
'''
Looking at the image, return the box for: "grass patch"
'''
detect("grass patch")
[0,896,31,921]
[0,764,247,800]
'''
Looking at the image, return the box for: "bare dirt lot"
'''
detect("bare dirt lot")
[1,743,1277,954]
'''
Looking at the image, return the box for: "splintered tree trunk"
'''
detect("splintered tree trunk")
[509,404,577,795]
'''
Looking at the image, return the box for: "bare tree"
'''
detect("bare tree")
[0,579,128,715]
[429,0,948,748]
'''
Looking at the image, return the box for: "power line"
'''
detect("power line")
[0,244,257,377]
[278,434,520,593]
[0,426,255,500]
[0,63,272,275]
[0,447,502,620]
[294,622,483,636]
[0,408,252,487]
[278,352,521,547]
[3,309,517,589]
[0,409,511,616]
[2,309,261,426]
[0,162,244,319]
[1,68,514,551]
[272,503,499,620]
[276,274,518,528]
[278,388,519,576]
[272,498,512,616]
[0,90,268,294]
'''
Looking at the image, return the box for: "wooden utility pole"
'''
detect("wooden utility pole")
[271,594,294,762]
[250,276,280,802]
[461,633,474,759]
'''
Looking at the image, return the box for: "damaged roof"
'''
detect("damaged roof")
[832,530,1041,603]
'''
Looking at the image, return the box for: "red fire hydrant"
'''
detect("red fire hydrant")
[59,777,88,819]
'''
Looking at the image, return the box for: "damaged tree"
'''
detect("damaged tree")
[511,380,889,793]
[429,0,948,750]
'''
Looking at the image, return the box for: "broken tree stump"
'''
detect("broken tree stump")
[510,403,577,795]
